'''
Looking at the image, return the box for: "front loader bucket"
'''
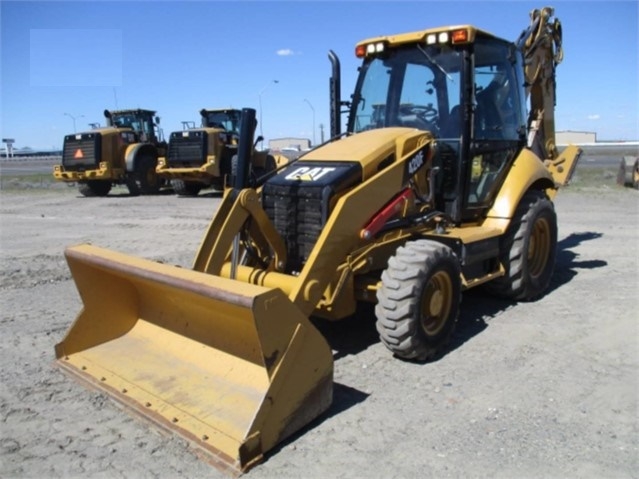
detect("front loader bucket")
[54,244,333,474]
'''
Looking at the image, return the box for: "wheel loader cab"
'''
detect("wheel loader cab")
[348,31,527,223]
[108,110,159,144]
[201,109,242,134]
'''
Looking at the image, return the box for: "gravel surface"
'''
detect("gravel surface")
[1,179,637,478]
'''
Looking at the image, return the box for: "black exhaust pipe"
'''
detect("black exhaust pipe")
[233,108,257,191]
[328,50,341,138]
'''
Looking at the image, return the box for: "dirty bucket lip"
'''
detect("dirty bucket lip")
[56,357,247,475]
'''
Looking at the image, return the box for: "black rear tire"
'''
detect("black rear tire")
[231,154,278,188]
[79,180,111,197]
[484,189,557,301]
[375,240,461,361]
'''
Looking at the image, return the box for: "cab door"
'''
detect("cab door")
[462,38,527,222]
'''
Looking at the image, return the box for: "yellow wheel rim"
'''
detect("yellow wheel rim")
[420,271,453,336]
[528,217,551,279]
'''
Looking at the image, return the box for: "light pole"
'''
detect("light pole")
[64,113,84,133]
[304,99,316,146]
[258,80,279,146]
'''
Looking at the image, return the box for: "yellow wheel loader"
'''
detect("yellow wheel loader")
[156,108,287,196]
[53,109,167,197]
[55,6,580,473]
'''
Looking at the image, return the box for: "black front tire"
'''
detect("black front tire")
[375,240,462,361]
[79,180,111,197]
[485,190,557,301]
[171,179,202,197]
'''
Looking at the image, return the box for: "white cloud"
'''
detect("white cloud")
[276,49,295,56]
[587,114,600,120]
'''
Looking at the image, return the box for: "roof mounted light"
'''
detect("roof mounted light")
[452,29,469,44]
[438,32,449,43]
[356,41,387,58]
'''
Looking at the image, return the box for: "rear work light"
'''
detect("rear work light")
[451,29,469,43]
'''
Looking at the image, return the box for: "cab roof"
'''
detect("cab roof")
[356,24,504,48]
[107,109,157,116]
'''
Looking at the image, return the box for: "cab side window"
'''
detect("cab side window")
[473,41,524,141]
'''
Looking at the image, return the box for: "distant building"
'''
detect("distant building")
[269,137,311,151]
[556,131,597,145]
[2,138,15,158]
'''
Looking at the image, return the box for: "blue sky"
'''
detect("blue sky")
[1,0,637,150]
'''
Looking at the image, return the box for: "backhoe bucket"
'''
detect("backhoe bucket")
[54,244,333,474]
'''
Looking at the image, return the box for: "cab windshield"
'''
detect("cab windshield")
[348,44,463,139]
[111,112,154,139]
[203,111,241,133]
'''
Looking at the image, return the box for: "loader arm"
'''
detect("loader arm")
[289,140,432,315]
[192,188,288,275]
[193,131,433,317]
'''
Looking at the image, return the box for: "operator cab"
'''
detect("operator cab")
[105,109,160,143]
[348,27,527,223]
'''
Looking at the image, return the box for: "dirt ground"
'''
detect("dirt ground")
[1,169,637,478]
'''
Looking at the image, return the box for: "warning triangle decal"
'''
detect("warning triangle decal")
[74,149,84,159]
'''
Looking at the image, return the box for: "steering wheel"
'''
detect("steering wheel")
[409,105,438,123]
[399,104,439,133]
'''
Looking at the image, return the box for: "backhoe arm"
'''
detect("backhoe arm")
[517,6,563,160]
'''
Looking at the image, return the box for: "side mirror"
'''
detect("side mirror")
[155,116,160,125]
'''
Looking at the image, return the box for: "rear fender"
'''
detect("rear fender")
[484,148,555,231]
[124,143,156,172]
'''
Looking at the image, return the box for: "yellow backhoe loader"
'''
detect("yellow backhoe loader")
[55,6,580,473]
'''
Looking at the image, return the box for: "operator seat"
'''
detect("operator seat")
[475,83,503,139]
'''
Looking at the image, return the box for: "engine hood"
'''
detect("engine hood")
[300,127,432,180]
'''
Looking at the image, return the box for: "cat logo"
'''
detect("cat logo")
[74,149,84,159]
[284,166,336,182]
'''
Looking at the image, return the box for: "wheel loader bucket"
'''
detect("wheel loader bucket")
[54,244,333,474]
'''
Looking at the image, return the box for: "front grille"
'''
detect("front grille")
[62,133,101,170]
[262,161,361,273]
[167,131,207,167]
